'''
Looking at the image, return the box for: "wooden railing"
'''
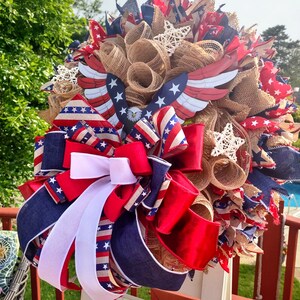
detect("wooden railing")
[1,206,299,300]
[233,202,300,300]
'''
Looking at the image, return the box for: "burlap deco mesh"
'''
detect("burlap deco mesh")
[216,98,250,123]
[209,156,247,191]
[146,227,190,273]
[127,62,164,100]
[227,12,240,31]
[39,81,82,124]
[124,21,153,51]
[266,135,292,148]
[230,63,276,116]
[190,192,214,221]
[185,158,212,191]
[242,183,262,199]
[172,40,216,73]
[127,38,171,78]
[196,40,224,62]
[125,86,148,108]
[95,41,131,84]
[104,35,127,53]
[151,5,166,36]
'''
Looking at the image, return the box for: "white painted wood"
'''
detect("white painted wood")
[178,271,203,298]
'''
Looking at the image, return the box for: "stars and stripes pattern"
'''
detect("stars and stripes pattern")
[146,177,171,220]
[77,54,123,129]
[126,118,160,152]
[151,106,188,158]
[44,176,67,204]
[53,95,121,148]
[33,136,59,177]
[96,216,126,293]
[66,121,114,156]
[257,101,297,119]
[123,182,151,212]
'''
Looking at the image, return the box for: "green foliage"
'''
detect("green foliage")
[262,25,300,88]
[0,0,85,205]
[73,0,103,20]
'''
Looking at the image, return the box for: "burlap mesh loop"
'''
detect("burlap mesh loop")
[191,192,214,221]
[127,38,171,78]
[125,86,148,108]
[124,21,153,51]
[185,158,212,191]
[95,41,131,84]
[172,40,216,73]
[127,62,164,100]
[197,40,224,62]
[209,156,247,191]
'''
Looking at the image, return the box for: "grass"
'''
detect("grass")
[23,264,300,300]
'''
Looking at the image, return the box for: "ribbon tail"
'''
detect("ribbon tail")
[38,177,111,290]
[75,180,122,300]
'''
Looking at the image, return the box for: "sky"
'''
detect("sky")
[101,0,300,40]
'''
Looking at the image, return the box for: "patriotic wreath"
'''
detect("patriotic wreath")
[17,0,300,299]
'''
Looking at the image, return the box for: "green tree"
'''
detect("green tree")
[0,0,85,205]
[73,0,103,20]
[262,25,300,87]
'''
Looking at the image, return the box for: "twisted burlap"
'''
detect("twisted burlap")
[151,5,166,36]
[229,59,276,116]
[39,81,82,124]
[185,158,212,192]
[125,86,148,108]
[127,62,164,100]
[95,41,131,84]
[171,40,217,73]
[125,21,153,52]
[127,38,170,78]
[190,192,214,221]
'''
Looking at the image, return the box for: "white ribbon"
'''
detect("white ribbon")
[38,154,137,300]
[70,152,136,184]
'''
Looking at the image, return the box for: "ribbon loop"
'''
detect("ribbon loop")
[70,152,136,185]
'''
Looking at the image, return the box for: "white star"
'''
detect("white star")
[108,128,113,133]
[96,34,101,39]
[108,224,113,229]
[134,202,139,206]
[94,25,99,30]
[72,107,77,113]
[211,123,245,162]
[49,177,56,184]
[155,96,165,108]
[120,107,127,115]
[64,107,69,112]
[165,128,171,134]
[135,134,142,140]
[251,120,258,127]
[142,191,147,196]
[145,143,151,149]
[64,134,69,139]
[274,90,281,95]
[38,140,44,146]
[169,83,180,95]
[81,107,86,113]
[71,125,77,131]
[103,264,108,270]
[103,242,110,250]
[263,120,271,126]
[99,128,104,133]
[153,20,191,56]
[100,141,106,148]
[107,283,113,289]
[64,127,69,131]
[170,120,176,126]
[268,78,274,85]
[114,92,123,102]
[56,188,62,194]
[162,138,166,144]
[109,78,118,89]
[145,110,152,118]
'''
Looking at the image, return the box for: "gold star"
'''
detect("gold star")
[153,20,191,56]
[211,123,245,162]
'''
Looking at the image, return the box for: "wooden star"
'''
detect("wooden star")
[211,123,245,162]
[153,20,191,56]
